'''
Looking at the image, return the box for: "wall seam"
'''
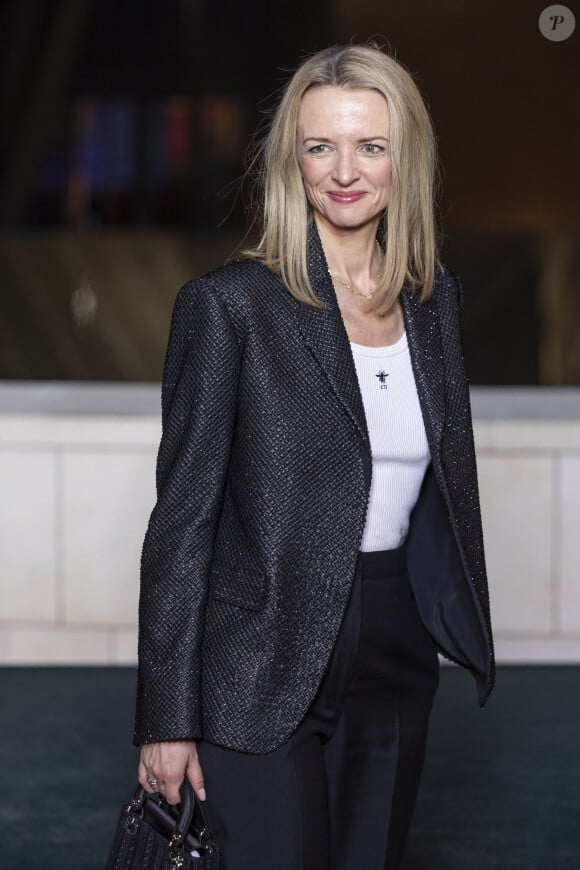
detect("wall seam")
[54,447,66,624]
[551,450,562,634]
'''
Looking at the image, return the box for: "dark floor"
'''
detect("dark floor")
[0,666,578,869]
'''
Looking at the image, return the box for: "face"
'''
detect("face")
[296,85,391,235]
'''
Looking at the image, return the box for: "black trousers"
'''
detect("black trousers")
[197,546,440,870]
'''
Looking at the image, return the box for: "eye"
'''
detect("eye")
[305,143,331,155]
[360,143,390,156]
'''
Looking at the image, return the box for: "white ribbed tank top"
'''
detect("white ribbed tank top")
[350,332,430,551]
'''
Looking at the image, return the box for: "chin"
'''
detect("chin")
[324,212,381,232]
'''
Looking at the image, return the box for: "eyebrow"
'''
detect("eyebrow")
[302,136,390,143]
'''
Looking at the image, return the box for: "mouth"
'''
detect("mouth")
[326,191,366,204]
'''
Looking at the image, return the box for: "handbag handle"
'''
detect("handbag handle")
[141,778,214,860]
[182,779,214,845]
[173,779,213,835]
[172,778,196,836]
[127,778,215,864]
[167,779,217,864]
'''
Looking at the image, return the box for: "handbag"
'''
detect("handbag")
[106,778,220,869]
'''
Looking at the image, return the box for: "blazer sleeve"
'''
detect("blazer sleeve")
[437,270,495,691]
[134,277,242,746]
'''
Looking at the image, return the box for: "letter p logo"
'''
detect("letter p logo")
[539,5,576,41]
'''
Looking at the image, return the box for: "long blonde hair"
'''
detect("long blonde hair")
[245,43,441,312]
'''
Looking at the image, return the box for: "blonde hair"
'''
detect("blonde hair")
[244,43,441,312]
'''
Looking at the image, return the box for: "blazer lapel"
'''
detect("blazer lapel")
[401,283,446,461]
[295,222,446,466]
[295,224,370,445]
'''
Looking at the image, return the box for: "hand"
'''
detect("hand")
[138,740,206,806]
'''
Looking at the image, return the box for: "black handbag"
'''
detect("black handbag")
[106,779,220,869]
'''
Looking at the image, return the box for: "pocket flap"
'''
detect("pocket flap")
[208,564,267,611]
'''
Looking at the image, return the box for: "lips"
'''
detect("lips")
[327,191,366,204]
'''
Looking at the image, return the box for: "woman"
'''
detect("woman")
[134,43,494,870]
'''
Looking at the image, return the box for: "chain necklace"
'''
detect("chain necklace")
[327,241,385,307]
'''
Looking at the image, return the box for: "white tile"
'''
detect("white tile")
[486,420,580,451]
[0,449,57,621]
[473,421,494,451]
[112,628,138,664]
[63,450,156,625]
[478,455,553,633]
[560,457,580,632]
[0,414,160,447]
[0,624,110,663]
[494,635,580,664]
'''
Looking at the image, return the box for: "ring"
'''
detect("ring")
[147,776,159,787]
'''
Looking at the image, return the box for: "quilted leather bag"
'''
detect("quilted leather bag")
[106,779,220,869]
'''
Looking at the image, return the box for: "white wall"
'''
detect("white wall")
[1,384,579,664]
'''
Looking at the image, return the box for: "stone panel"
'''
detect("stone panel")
[477,455,553,633]
[0,449,56,621]
[63,449,156,625]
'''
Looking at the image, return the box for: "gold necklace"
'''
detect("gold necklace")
[327,241,384,304]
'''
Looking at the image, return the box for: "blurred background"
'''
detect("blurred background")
[1,0,579,668]
[1,0,580,669]
[1,3,579,868]
[0,0,578,383]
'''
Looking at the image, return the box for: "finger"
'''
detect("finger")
[138,761,155,793]
[186,754,207,802]
[138,759,161,794]
[162,757,187,806]
[139,746,160,792]
[164,773,184,806]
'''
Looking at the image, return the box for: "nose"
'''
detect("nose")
[332,149,360,186]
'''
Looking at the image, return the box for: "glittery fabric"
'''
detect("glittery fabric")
[134,223,494,752]
[401,270,495,696]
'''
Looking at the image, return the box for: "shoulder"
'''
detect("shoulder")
[431,262,464,312]
[185,258,280,301]
[177,258,286,322]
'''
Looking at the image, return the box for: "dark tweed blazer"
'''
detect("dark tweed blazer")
[134,224,495,753]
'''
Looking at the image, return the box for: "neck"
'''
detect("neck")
[315,217,382,284]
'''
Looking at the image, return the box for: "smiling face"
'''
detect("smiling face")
[296,85,392,237]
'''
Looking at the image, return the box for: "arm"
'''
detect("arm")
[134,277,242,746]
[438,269,495,699]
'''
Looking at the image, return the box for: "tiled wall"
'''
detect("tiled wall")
[0,414,158,663]
[1,392,580,664]
[475,420,580,660]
